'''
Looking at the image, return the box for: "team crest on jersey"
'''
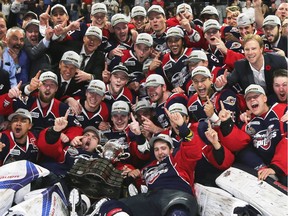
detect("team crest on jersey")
[67,146,79,156]
[30,112,39,118]
[3,99,10,107]
[125,61,136,66]
[76,115,85,121]
[188,105,197,112]
[252,125,277,150]
[163,63,172,70]
[144,163,169,184]
[246,125,256,136]
[229,42,242,50]
[223,96,236,106]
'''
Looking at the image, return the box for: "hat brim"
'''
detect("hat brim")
[62,60,79,68]
[83,126,100,139]
[111,111,129,116]
[149,136,173,148]
[87,89,105,96]
[8,113,32,122]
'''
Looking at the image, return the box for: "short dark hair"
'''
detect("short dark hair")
[273,69,288,80]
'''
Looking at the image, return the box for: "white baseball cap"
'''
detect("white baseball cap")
[166,27,184,38]
[131,6,146,18]
[61,51,80,68]
[111,14,128,27]
[145,74,165,87]
[191,66,211,78]
[147,5,165,16]
[111,100,130,115]
[176,3,193,15]
[111,65,130,77]
[39,71,58,85]
[149,133,174,148]
[51,4,68,15]
[136,33,153,47]
[237,13,254,27]
[135,99,152,112]
[8,108,32,123]
[244,84,266,98]
[203,19,220,33]
[91,3,107,15]
[24,19,39,30]
[85,26,102,41]
[200,6,219,17]
[186,50,208,64]
[87,79,106,96]
[168,103,188,116]
[263,15,281,27]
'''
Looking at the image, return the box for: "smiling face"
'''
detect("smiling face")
[111,113,129,131]
[146,84,165,103]
[0,18,7,41]
[192,74,212,100]
[167,37,184,58]
[85,91,103,111]
[81,131,99,152]
[90,13,106,27]
[243,39,263,66]
[7,29,25,55]
[153,140,173,162]
[11,116,32,143]
[245,93,268,116]
[273,76,288,103]
[238,24,254,38]
[83,35,101,54]
[59,61,77,80]
[131,15,147,30]
[39,80,58,103]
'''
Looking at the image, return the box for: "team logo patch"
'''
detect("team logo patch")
[188,105,197,112]
[223,96,236,106]
[67,146,79,156]
[253,125,277,150]
[163,63,172,70]
[76,115,84,121]
[30,112,39,118]
[125,61,136,66]
[246,125,256,136]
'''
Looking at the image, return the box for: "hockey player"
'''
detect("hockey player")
[219,84,287,186]
[96,107,202,216]
[0,71,80,137]
[0,108,38,166]
[187,66,243,125]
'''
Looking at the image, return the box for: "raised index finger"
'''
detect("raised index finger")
[35,70,41,79]
[130,112,136,122]
[16,81,22,89]
[220,100,225,110]
[64,108,70,120]
[206,96,212,104]
[76,17,85,22]
[45,5,50,14]
[207,119,212,129]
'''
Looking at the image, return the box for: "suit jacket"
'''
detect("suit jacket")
[48,40,105,81]
[54,70,85,102]
[228,52,287,95]
[277,36,288,57]
[24,38,51,79]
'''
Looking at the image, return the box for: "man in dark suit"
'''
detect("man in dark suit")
[23,19,53,79]
[74,26,105,82]
[215,34,287,96]
[54,50,83,115]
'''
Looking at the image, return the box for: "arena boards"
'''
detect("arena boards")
[216,167,288,216]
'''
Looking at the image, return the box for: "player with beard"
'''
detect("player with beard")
[0,71,80,137]
[262,15,287,57]
[0,108,39,166]
[219,84,287,186]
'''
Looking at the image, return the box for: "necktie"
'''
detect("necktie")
[58,81,67,97]
[80,54,89,70]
